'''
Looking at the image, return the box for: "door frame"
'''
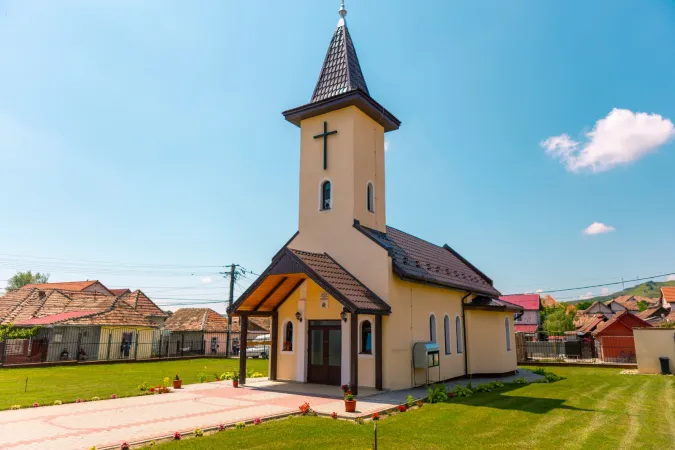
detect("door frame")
[307,320,342,385]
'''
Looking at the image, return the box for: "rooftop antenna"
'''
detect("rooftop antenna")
[338,0,347,25]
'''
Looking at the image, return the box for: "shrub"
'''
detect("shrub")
[426,383,448,403]
[220,372,234,381]
[193,428,204,437]
[254,417,262,425]
[251,372,264,378]
[514,378,529,384]
[197,372,208,383]
[163,377,171,387]
[138,382,149,391]
[246,368,256,378]
[235,422,245,429]
[397,404,407,412]
[488,381,505,389]
[450,385,473,398]
[54,400,62,406]
[331,412,338,419]
[532,367,546,375]
[406,395,415,407]
[417,400,424,407]
[545,372,566,383]
[111,394,117,399]
[10,405,21,410]
[173,431,181,440]
[473,384,492,393]
[91,397,100,401]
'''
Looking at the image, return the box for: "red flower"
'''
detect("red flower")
[76,398,83,403]
[173,431,181,440]
[111,394,117,399]
[149,387,155,393]
[254,417,262,425]
[331,412,338,419]
[371,412,380,420]
[120,442,130,450]
[217,424,225,432]
[298,402,312,415]
[397,404,406,412]
[32,403,39,408]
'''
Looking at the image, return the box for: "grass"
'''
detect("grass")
[0,358,267,410]
[150,367,675,450]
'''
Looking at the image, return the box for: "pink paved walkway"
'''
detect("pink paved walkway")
[0,380,341,450]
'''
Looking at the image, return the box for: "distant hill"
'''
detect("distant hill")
[565,280,675,305]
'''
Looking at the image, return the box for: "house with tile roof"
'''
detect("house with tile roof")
[604,295,658,314]
[118,290,168,327]
[163,309,269,357]
[541,295,560,309]
[228,4,522,392]
[660,287,675,309]
[0,287,158,364]
[24,280,114,296]
[592,311,652,363]
[499,294,541,333]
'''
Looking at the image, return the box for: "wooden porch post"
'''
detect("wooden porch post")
[239,315,248,385]
[350,312,358,396]
[270,312,278,381]
[375,315,383,390]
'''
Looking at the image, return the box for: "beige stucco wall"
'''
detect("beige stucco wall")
[465,310,517,375]
[276,285,300,381]
[634,328,675,374]
[384,278,469,390]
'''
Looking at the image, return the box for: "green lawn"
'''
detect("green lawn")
[0,358,267,409]
[152,367,674,450]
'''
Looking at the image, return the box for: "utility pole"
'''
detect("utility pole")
[222,264,241,358]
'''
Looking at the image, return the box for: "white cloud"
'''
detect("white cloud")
[200,276,213,284]
[384,139,390,152]
[535,289,544,293]
[667,275,675,282]
[541,108,675,173]
[578,292,594,300]
[583,222,615,235]
[601,288,610,295]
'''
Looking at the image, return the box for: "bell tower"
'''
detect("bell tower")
[283,1,400,246]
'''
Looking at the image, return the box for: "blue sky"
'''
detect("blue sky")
[1,1,674,311]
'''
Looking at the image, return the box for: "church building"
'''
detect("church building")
[229,3,522,393]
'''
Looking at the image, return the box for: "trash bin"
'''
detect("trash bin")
[659,357,671,375]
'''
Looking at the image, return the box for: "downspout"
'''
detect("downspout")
[461,291,472,377]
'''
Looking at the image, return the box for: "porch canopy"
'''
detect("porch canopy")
[227,247,390,388]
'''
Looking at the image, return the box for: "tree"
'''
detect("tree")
[0,323,41,342]
[637,300,650,312]
[5,271,50,292]
[543,307,575,333]
[575,301,594,311]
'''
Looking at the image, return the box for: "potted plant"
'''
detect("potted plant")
[342,384,356,412]
[232,371,240,388]
[173,375,182,389]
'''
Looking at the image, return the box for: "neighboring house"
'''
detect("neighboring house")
[25,280,114,296]
[579,301,613,318]
[228,6,523,392]
[499,294,541,333]
[574,314,606,335]
[660,287,675,310]
[162,308,267,357]
[592,311,652,363]
[0,287,157,363]
[118,290,168,327]
[604,295,657,314]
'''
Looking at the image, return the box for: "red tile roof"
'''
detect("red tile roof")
[541,295,560,308]
[110,289,131,296]
[514,324,538,333]
[120,290,167,318]
[499,294,540,311]
[14,311,98,326]
[575,314,606,334]
[661,287,675,302]
[164,308,229,332]
[24,281,101,291]
[593,311,652,336]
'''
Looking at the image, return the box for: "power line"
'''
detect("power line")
[529,271,675,295]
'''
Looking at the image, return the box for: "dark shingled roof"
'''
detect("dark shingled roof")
[354,222,501,297]
[465,295,523,313]
[311,20,368,103]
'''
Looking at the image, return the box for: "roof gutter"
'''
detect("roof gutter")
[461,291,472,377]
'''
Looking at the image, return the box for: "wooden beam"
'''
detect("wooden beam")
[239,314,248,385]
[252,277,288,311]
[375,315,383,390]
[273,278,305,312]
[350,312,358,396]
[270,312,278,381]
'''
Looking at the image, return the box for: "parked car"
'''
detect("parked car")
[246,334,270,359]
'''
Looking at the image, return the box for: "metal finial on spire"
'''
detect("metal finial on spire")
[339,0,347,19]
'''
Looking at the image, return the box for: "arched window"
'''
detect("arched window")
[455,316,463,353]
[321,180,331,210]
[366,182,374,213]
[444,315,451,355]
[360,320,372,354]
[429,314,436,343]
[283,321,293,352]
[505,317,511,351]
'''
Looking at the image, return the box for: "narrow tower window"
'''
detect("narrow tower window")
[321,180,332,210]
[429,314,436,343]
[367,182,374,213]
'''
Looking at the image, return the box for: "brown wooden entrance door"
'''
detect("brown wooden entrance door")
[307,320,341,385]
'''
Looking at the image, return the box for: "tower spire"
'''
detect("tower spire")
[338,0,347,25]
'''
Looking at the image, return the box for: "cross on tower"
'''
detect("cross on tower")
[313,121,338,170]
